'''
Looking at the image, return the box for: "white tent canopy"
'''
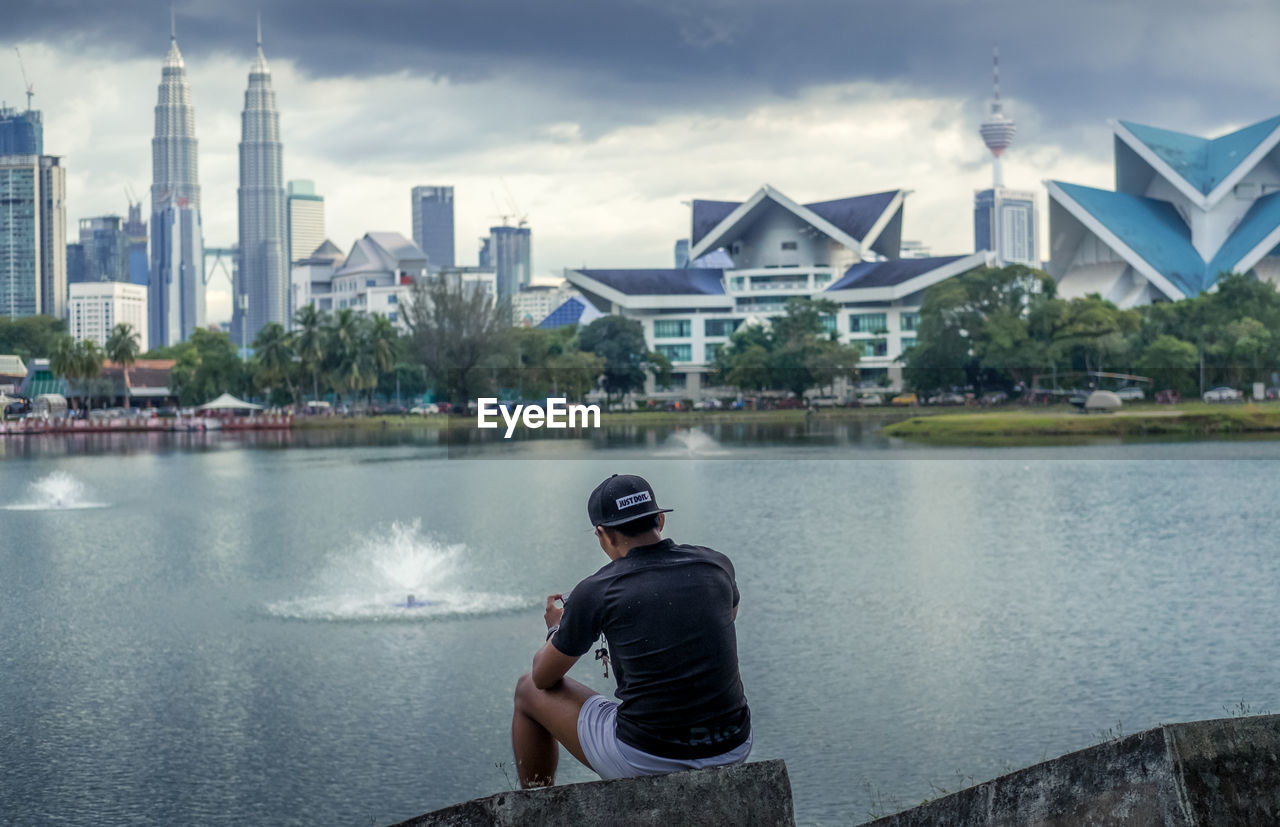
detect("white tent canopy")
[198,393,264,411]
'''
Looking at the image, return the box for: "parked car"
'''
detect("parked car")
[857,394,883,407]
[980,391,1008,406]
[927,392,966,406]
[410,403,440,415]
[891,393,918,406]
[1203,386,1243,402]
[1114,386,1145,401]
[694,398,723,410]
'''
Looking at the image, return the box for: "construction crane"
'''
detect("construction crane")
[14,48,33,111]
[500,177,529,228]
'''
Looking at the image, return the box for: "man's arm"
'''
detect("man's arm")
[532,593,581,690]
[532,640,580,690]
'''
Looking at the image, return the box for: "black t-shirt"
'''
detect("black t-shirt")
[551,538,751,759]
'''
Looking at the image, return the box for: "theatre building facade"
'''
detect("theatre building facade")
[566,184,991,400]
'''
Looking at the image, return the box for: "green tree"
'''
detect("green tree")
[578,315,669,401]
[169,329,247,406]
[713,298,861,397]
[0,315,67,362]
[1136,335,1198,395]
[404,276,512,404]
[251,322,297,405]
[105,322,141,396]
[293,304,327,402]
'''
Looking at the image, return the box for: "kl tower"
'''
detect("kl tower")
[979,47,1017,188]
[973,47,1037,266]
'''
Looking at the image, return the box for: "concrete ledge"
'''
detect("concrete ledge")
[392,759,794,827]
[864,715,1280,826]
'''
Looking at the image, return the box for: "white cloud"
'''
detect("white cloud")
[20,42,1117,324]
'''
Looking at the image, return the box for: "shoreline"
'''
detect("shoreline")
[881,402,1280,442]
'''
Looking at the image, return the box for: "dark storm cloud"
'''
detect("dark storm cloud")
[10,0,1280,139]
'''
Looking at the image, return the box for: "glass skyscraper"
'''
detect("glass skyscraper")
[411,185,455,271]
[0,107,42,156]
[235,27,287,345]
[488,225,532,299]
[67,216,131,284]
[974,188,1038,268]
[149,27,205,347]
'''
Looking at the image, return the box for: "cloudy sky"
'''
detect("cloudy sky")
[8,0,1280,322]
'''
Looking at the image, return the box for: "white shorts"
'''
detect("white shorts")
[576,694,753,780]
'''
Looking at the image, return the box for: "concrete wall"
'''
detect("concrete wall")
[392,759,794,827]
[864,715,1280,826]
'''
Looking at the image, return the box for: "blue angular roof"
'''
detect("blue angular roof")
[1120,115,1280,195]
[805,191,900,242]
[576,269,725,296]
[1207,191,1280,277]
[538,297,588,329]
[1053,181,1205,295]
[827,255,966,291]
[691,201,740,246]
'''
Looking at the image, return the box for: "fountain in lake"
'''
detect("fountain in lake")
[3,471,107,511]
[659,429,731,457]
[266,519,530,621]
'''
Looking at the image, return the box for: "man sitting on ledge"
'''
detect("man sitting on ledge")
[512,473,752,787]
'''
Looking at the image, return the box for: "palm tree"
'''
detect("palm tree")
[293,304,325,402]
[252,322,297,404]
[73,339,103,410]
[105,323,141,404]
[50,336,79,412]
[325,309,363,404]
[367,315,398,403]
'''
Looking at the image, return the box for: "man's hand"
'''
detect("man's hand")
[545,594,565,630]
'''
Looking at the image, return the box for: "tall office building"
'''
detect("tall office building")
[286,180,324,263]
[234,22,287,345]
[0,107,42,155]
[411,185,455,271]
[973,47,1038,267]
[150,22,205,347]
[67,216,131,284]
[0,154,65,319]
[486,224,531,299]
[124,201,148,285]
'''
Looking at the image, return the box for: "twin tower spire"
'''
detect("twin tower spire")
[148,12,285,350]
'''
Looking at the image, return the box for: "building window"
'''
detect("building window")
[653,319,691,338]
[821,315,836,334]
[781,241,797,251]
[655,344,692,362]
[730,277,745,290]
[900,312,921,332]
[855,338,888,357]
[387,294,398,304]
[366,278,377,287]
[658,372,687,391]
[849,313,888,334]
[705,318,742,337]
[900,337,917,352]
[388,311,397,322]
[705,342,723,362]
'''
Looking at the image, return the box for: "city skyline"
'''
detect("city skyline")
[7,2,1280,323]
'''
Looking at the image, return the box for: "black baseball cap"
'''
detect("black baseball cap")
[587,474,673,528]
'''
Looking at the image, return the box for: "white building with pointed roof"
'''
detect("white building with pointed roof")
[326,232,427,329]
[1050,114,1280,306]
[566,184,991,398]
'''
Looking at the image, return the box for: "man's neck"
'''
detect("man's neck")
[613,531,664,559]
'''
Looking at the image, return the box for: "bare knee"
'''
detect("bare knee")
[514,671,538,711]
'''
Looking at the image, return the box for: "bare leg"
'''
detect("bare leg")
[512,672,598,788]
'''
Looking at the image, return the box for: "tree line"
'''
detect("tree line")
[902,266,1280,396]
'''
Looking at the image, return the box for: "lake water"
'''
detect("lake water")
[3,423,1280,825]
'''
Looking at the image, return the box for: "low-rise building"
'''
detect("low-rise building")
[566,184,992,398]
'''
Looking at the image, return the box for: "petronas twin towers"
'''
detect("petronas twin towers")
[148,17,285,349]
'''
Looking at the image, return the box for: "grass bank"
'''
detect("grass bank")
[881,403,1280,441]
[290,405,936,431]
